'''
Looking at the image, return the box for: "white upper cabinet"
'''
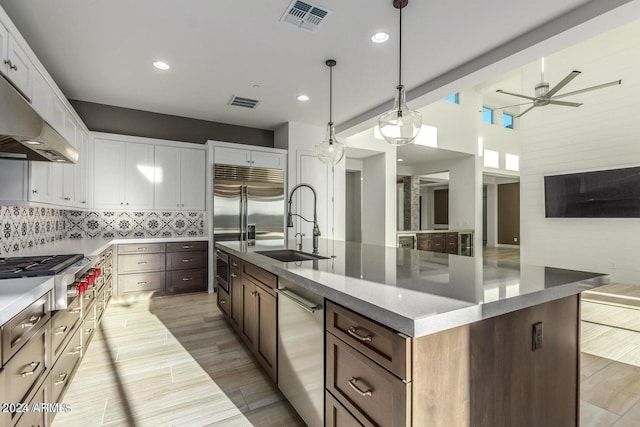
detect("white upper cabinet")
[74,129,89,207]
[93,137,154,210]
[179,148,206,210]
[154,145,206,211]
[214,145,285,169]
[0,24,32,99]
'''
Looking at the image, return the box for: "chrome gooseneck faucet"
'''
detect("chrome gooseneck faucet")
[287,183,320,254]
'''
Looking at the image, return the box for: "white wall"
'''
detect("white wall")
[344,130,397,246]
[275,122,346,243]
[362,154,387,246]
[345,171,362,242]
[520,19,640,283]
[413,155,482,252]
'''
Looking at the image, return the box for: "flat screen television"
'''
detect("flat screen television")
[544,166,640,218]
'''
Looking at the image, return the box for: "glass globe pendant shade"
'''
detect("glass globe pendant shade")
[378,84,422,145]
[316,122,345,166]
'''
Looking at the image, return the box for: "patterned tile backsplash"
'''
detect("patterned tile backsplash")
[0,206,205,256]
[1,206,68,255]
[66,210,205,239]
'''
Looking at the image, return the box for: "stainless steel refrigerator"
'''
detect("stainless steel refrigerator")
[213,164,285,243]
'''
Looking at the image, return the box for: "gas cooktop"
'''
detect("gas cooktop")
[0,254,84,279]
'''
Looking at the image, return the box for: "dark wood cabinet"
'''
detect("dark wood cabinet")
[218,253,278,383]
[415,232,458,254]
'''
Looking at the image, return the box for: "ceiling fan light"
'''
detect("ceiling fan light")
[378,85,422,145]
[316,122,345,165]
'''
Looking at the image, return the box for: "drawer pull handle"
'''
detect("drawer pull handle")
[231,273,238,278]
[21,315,41,329]
[68,346,82,355]
[85,328,93,334]
[138,247,148,250]
[137,281,148,285]
[182,277,193,281]
[20,362,40,377]
[182,245,193,249]
[137,261,148,265]
[250,290,258,297]
[55,326,68,335]
[182,259,194,262]
[232,262,238,267]
[219,299,227,304]
[348,377,373,397]
[348,327,372,342]
[54,373,68,385]
[70,308,82,314]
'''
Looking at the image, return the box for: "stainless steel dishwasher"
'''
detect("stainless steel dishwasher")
[277,278,324,427]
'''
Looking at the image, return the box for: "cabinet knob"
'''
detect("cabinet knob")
[126,202,129,206]
[120,202,124,205]
[4,59,17,71]
[32,189,38,194]
[64,197,71,201]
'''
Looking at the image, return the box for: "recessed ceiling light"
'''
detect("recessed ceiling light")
[297,94,310,102]
[398,158,404,162]
[153,61,170,70]
[371,32,390,43]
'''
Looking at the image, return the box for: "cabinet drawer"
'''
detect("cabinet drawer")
[15,378,47,427]
[326,391,368,427]
[50,327,82,404]
[217,286,230,317]
[118,272,165,294]
[326,301,411,380]
[51,296,82,361]
[118,243,165,254]
[118,253,166,273]
[118,242,165,254]
[326,333,410,427]
[166,241,207,252]
[242,262,277,290]
[166,269,207,293]
[230,256,241,269]
[446,232,458,242]
[2,293,50,365]
[166,251,207,270]
[5,322,48,408]
[81,316,97,350]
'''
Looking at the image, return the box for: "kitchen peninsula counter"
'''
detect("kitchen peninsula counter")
[216,238,606,337]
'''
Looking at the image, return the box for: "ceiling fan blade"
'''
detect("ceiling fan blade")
[493,101,534,110]
[515,105,536,118]
[553,80,622,99]
[495,89,536,101]
[545,70,581,98]
[548,100,582,107]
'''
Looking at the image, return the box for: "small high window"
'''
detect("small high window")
[443,93,459,104]
[503,113,514,129]
[482,107,493,124]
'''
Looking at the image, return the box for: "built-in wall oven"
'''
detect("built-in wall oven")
[215,249,229,293]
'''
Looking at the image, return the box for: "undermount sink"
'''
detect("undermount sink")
[256,249,330,262]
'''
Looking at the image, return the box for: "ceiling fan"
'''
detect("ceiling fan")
[495,59,621,118]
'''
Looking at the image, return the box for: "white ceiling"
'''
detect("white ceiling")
[0,0,603,132]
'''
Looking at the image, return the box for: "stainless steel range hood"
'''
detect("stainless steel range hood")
[0,76,78,163]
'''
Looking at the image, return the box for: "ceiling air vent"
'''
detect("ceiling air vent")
[228,95,261,109]
[281,0,331,33]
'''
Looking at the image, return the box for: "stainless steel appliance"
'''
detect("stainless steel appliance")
[397,233,417,249]
[215,249,229,293]
[0,75,78,163]
[458,231,473,256]
[0,254,103,310]
[277,278,324,427]
[213,164,285,243]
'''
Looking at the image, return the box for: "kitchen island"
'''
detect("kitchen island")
[216,238,606,427]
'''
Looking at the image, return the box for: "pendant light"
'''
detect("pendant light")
[316,59,345,166]
[378,0,422,145]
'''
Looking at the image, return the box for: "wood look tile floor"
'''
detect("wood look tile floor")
[53,292,304,427]
[54,248,640,427]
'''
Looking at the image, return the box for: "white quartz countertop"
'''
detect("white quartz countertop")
[216,239,607,337]
[7,236,208,257]
[0,276,53,325]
